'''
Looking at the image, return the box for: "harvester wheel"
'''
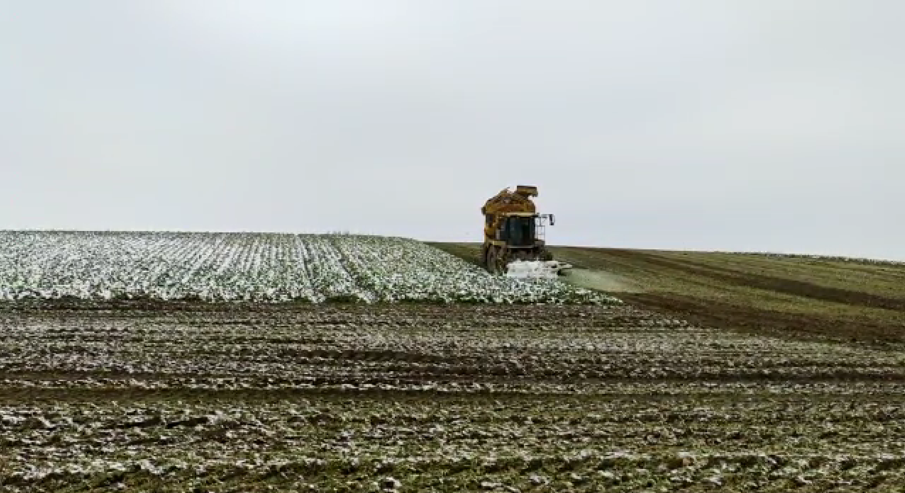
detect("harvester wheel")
[486,247,499,274]
[495,248,509,274]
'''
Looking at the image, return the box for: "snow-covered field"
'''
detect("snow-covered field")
[0,231,611,304]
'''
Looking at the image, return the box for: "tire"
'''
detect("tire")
[496,248,509,274]
[487,247,499,274]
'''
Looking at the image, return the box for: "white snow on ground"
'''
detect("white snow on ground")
[506,260,572,280]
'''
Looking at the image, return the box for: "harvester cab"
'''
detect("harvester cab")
[481,185,569,276]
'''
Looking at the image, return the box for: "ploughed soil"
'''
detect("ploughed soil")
[3,302,905,492]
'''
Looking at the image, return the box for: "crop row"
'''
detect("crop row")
[0,231,612,304]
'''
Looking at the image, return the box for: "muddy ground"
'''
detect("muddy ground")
[2,302,905,492]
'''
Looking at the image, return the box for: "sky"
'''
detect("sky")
[1,1,902,260]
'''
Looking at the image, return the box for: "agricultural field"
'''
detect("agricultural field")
[2,234,905,491]
[0,232,603,304]
[432,243,905,346]
[3,302,905,492]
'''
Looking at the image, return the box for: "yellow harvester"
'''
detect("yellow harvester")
[480,185,557,274]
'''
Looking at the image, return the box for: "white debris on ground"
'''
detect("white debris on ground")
[506,260,572,280]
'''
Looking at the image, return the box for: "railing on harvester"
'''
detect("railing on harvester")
[535,214,554,243]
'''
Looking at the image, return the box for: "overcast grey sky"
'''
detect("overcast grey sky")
[1,1,902,260]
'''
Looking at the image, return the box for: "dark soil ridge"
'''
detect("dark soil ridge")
[431,243,905,347]
[601,249,905,312]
